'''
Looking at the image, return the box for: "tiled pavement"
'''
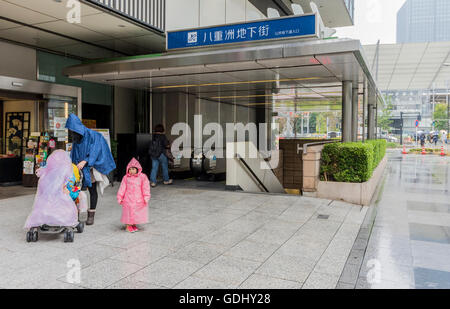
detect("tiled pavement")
[1,151,448,289]
[0,185,36,200]
[0,183,367,289]
[344,152,450,289]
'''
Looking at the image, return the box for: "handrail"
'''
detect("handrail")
[297,140,339,155]
[235,154,269,193]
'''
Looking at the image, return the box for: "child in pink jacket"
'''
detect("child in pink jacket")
[117,158,150,233]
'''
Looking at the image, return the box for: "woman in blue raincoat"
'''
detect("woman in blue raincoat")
[65,114,116,225]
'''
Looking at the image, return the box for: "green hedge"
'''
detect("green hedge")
[320,139,386,183]
[366,139,386,167]
[386,142,397,148]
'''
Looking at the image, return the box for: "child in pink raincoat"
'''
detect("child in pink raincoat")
[117,158,151,233]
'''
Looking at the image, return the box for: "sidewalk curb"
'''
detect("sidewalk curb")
[336,155,389,289]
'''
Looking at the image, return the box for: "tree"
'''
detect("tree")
[378,95,394,132]
[309,113,318,133]
[433,104,448,131]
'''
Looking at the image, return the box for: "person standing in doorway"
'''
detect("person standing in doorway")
[149,124,173,187]
[66,114,116,225]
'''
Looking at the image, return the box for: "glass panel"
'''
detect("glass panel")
[41,96,77,150]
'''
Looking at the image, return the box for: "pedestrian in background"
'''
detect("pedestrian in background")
[420,133,426,148]
[442,132,448,145]
[432,134,438,147]
[148,124,173,187]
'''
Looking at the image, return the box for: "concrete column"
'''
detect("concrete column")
[367,84,376,140]
[307,115,310,134]
[301,114,304,135]
[342,81,353,142]
[362,80,367,142]
[352,86,359,141]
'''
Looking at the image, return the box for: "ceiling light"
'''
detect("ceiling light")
[210,91,341,100]
[155,77,325,89]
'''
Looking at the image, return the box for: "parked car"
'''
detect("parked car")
[380,134,398,143]
[327,131,341,139]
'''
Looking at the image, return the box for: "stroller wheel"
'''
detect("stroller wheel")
[76,222,85,233]
[32,230,38,242]
[26,231,33,243]
[64,229,74,243]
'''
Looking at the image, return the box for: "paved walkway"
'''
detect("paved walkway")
[354,152,450,289]
[0,183,366,289]
[0,185,36,200]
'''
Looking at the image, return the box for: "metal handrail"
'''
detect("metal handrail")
[297,140,339,155]
[235,154,269,193]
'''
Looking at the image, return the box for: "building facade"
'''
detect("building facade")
[397,0,450,43]
[0,0,358,185]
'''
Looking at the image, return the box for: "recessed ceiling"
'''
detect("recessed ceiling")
[0,0,165,59]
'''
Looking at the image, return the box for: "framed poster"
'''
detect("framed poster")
[4,112,30,157]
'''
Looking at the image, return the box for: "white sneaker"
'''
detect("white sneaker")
[163,179,173,185]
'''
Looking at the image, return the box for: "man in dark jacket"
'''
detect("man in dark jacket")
[149,124,172,187]
[420,133,426,147]
[432,134,439,146]
[66,114,116,225]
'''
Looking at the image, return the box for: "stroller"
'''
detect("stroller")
[26,192,88,243]
[25,150,88,243]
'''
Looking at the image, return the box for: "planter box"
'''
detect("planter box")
[314,156,387,206]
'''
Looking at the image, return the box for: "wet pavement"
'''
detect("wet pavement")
[0,185,36,200]
[355,151,450,289]
[0,182,366,289]
[0,151,448,289]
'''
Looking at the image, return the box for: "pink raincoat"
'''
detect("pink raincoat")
[117,158,150,225]
[24,150,78,229]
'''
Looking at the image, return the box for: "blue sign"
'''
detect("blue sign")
[167,14,318,50]
[415,120,420,127]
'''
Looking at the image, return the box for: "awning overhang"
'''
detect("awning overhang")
[64,38,385,106]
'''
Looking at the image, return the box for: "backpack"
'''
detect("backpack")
[149,138,162,158]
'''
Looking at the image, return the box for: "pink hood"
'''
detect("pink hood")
[126,157,142,176]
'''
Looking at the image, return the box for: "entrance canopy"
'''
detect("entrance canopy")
[64,38,384,110]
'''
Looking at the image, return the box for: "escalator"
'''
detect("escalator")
[226,141,285,193]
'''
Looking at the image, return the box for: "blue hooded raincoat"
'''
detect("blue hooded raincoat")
[65,114,116,187]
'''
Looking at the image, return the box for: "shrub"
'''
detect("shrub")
[366,139,386,168]
[320,139,387,183]
[410,148,438,153]
[387,142,397,148]
[321,142,374,183]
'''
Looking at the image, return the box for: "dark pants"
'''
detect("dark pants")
[88,185,98,210]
